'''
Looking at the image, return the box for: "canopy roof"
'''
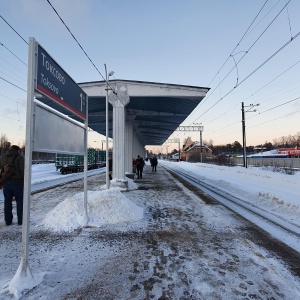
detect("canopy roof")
[80,80,209,146]
[36,80,209,146]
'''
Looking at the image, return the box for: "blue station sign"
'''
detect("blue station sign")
[36,44,87,120]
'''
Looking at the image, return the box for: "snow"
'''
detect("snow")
[0,161,300,299]
[42,189,143,233]
[159,160,300,223]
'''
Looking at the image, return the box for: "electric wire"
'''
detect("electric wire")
[248,82,300,114]
[243,0,282,39]
[176,0,296,144]
[0,42,27,66]
[285,0,293,39]
[0,76,26,92]
[0,68,26,86]
[207,0,269,87]
[205,103,240,126]
[45,0,118,96]
[248,110,299,129]
[191,0,292,122]
[258,96,299,115]
[0,113,25,122]
[242,60,300,103]
[208,97,299,140]
[192,29,300,124]
[0,56,27,76]
[0,15,28,45]
[210,109,299,141]
[0,93,26,105]
[192,61,300,134]
[0,63,27,82]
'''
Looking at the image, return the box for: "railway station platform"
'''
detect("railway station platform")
[0,162,300,299]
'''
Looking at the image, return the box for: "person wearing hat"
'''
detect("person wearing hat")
[0,145,24,226]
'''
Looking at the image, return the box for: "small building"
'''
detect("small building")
[181,138,212,162]
[186,141,213,162]
[180,137,194,161]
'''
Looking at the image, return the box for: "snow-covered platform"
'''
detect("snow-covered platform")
[1,163,300,299]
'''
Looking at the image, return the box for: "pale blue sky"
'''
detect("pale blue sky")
[1,0,299,149]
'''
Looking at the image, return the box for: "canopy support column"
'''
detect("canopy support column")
[109,86,130,183]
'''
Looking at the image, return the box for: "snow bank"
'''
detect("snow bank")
[41,189,143,232]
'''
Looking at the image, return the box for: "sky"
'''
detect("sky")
[0,160,300,298]
[1,0,300,149]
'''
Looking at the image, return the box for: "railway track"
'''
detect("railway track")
[162,163,300,252]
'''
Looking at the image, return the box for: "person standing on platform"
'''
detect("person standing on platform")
[136,155,145,179]
[0,145,24,226]
[151,156,158,172]
[108,157,113,180]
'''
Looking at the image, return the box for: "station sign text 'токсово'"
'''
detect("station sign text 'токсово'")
[36,44,87,120]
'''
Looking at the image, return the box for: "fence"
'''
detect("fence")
[231,157,300,170]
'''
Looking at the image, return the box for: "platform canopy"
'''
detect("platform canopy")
[79,80,209,146]
[36,80,209,146]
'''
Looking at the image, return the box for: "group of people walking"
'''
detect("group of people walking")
[133,155,158,179]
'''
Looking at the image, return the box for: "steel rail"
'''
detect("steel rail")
[162,164,300,239]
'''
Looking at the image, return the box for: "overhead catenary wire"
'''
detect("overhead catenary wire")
[0,76,27,92]
[0,15,28,45]
[248,110,299,129]
[0,42,27,66]
[0,56,27,76]
[206,0,270,87]
[257,96,300,115]
[0,63,27,82]
[192,29,300,124]
[242,60,300,103]
[209,110,299,141]
[0,93,26,105]
[204,0,286,101]
[0,68,26,86]
[191,0,292,121]
[203,62,300,129]
[207,95,300,141]
[46,0,118,96]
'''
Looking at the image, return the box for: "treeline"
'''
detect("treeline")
[208,131,300,155]
[0,134,55,162]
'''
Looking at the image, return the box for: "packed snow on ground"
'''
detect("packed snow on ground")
[159,160,300,227]
[42,189,143,233]
[0,161,300,299]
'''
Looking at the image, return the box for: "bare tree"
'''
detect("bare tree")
[0,134,11,158]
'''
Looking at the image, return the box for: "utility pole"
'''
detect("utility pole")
[192,123,204,162]
[242,102,246,168]
[241,102,259,168]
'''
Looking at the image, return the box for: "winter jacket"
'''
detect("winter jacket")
[0,147,24,181]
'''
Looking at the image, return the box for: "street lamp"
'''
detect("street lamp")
[104,64,114,189]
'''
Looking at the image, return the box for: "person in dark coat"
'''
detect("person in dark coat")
[0,145,24,225]
[151,156,158,172]
[108,157,113,180]
[136,155,145,179]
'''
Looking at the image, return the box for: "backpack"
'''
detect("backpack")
[0,155,18,184]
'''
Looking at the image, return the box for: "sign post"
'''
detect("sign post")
[6,37,89,295]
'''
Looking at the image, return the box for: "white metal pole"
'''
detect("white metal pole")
[105,64,110,189]
[19,37,36,276]
[84,96,88,219]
